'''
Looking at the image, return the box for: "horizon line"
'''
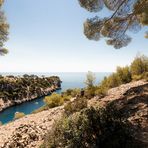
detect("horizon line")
[0,71,113,73]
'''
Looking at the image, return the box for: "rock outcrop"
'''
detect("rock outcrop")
[88,80,148,146]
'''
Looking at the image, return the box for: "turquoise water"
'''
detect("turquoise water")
[0,72,110,124]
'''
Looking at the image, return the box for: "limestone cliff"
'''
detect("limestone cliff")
[0,75,61,112]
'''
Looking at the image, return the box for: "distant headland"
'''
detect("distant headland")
[0,75,61,112]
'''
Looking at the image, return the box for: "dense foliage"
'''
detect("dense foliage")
[43,88,81,109]
[130,55,148,77]
[41,105,140,148]
[89,55,148,98]
[0,75,61,103]
[78,0,148,48]
[0,0,9,55]
[85,71,96,88]
[62,88,81,98]
[44,93,69,108]
[64,97,87,115]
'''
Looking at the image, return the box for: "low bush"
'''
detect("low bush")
[143,72,148,81]
[14,112,25,120]
[116,66,132,83]
[106,73,122,88]
[62,88,81,97]
[84,86,97,99]
[85,71,96,88]
[130,55,148,76]
[132,72,148,81]
[64,97,87,115]
[32,105,48,114]
[44,93,64,108]
[44,93,71,109]
[132,74,143,81]
[41,105,140,148]
[95,86,107,97]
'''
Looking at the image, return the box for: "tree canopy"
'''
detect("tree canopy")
[0,0,9,55]
[85,71,96,88]
[78,0,148,49]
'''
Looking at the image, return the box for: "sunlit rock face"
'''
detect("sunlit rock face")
[0,75,62,111]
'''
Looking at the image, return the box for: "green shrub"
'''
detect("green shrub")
[71,88,81,97]
[14,112,25,120]
[0,121,2,126]
[143,72,148,81]
[107,73,122,88]
[63,89,73,96]
[44,93,64,108]
[62,94,71,101]
[64,98,87,115]
[85,71,96,88]
[44,92,71,108]
[116,66,132,83]
[62,88,81,98]
[42,105,140,148]
[132,74,143,81]
[132,72,148,81]
[32,105,48,114]
[84,86,97,99]
[95,86,107,97]
[100,73,121,89]
[131,55,148,76]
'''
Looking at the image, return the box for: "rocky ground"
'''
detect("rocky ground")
[88,80,148,146]
[0,80,147,148]
[0,106,64,148]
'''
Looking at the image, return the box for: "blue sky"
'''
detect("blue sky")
[0,0,148,72]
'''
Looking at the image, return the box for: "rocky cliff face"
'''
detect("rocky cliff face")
[0,75,61,112]
[0,80,147,148]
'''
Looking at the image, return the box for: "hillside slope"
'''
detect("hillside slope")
[88,80,148,146]
[0,80,147,148]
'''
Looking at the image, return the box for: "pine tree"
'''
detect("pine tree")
[78,0,148,48]
[0,0,9,55]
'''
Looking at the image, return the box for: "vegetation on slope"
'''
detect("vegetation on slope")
[85,55,148,99]
[35,54,148,113]
[44,93,67,108]
[40,55,147,148]
[0,75,61,106]
[41,105,141,148]
[14,112,25,120]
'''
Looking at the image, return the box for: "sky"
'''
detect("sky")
[0,0,148,72]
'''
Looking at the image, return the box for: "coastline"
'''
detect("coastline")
[0,75,62,113]
[0,86,61,113]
